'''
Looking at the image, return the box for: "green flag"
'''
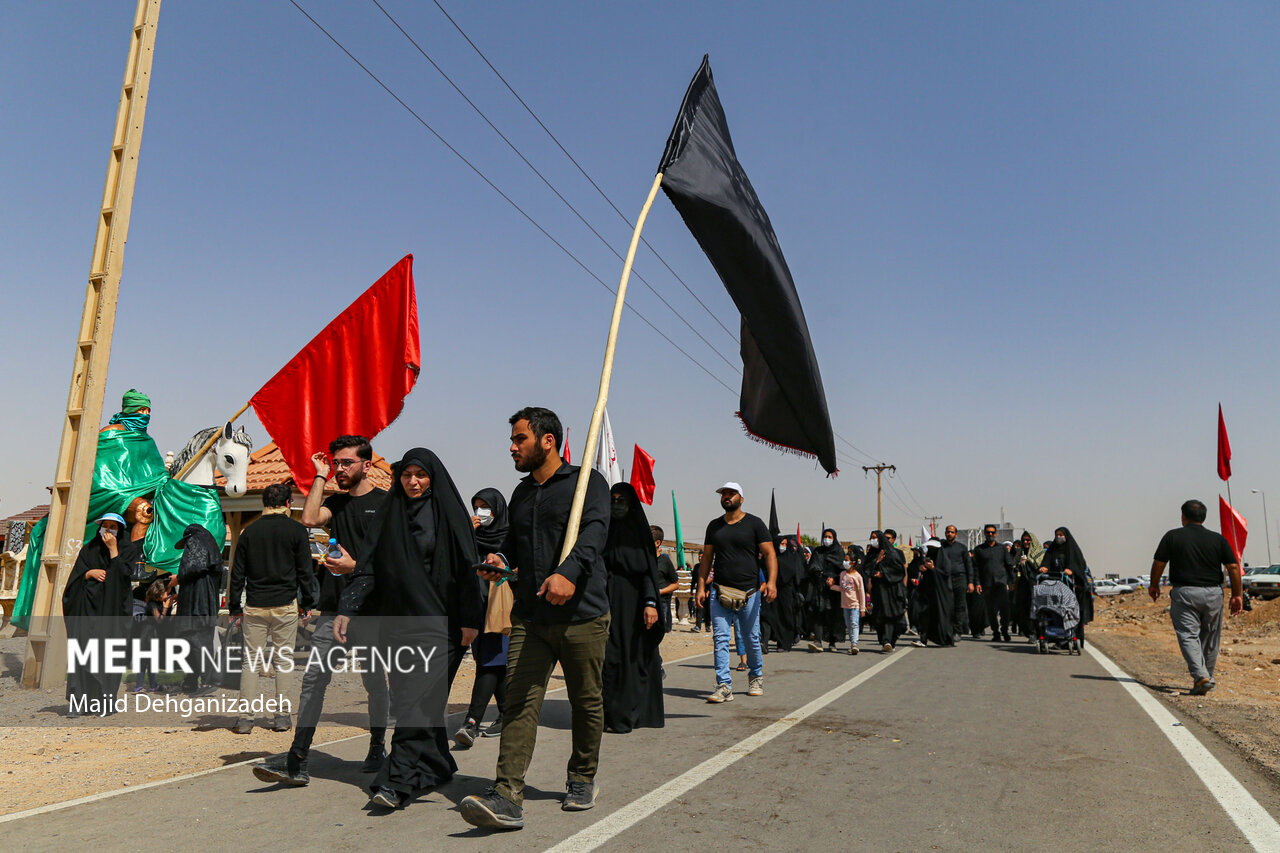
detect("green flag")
[672,490,685,569]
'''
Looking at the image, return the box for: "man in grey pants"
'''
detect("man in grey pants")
[1149,499,1243,696]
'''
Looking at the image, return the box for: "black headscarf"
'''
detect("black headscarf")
[342,448,482,627]
[470,487,509,555]
[814,527,844,581]
[605,483,660,582]
[1043,526,1087,576]
[63,524,134,620]
[175,523,222,631]
[774,533,805,588]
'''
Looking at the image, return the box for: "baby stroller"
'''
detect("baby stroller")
[1031,573,1081,655]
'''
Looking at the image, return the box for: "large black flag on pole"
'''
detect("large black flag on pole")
[769,489,781,539]
[658,55,838,475]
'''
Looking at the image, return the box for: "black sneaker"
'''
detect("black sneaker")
[370,786,403,809]
[252,755,310,787]
[562,780,599,811]
[459,786,524,829]
[481,717,504,738]
[361,743,386,773]
[454,719,480,749]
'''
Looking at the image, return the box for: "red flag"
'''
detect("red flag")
[629,444,656,505]
[251,255,420,494]
[1219,496,1248,562]
[1217,404,1232,481]
[563,428,571,464]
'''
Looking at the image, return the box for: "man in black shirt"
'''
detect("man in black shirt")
[252,435,390,787]
[228,482,316,735]
[972,525,1015,642]
[461,407,610,831]
[696,483,777,704]
[1150,499,1243,695]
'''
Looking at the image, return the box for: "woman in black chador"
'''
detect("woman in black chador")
[1040,526,1093,645]
[63,512,134,716]
[336,448,484,810]
[601,483,664,733]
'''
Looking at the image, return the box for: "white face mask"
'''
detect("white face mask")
[476,507,494,527]
[1055,535,1066,544]
[868,540,877,549]
[822,537,834,547]
[842,560,851,570]
[779,543,787,553]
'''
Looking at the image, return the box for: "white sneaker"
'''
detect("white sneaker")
[706,683,734,703]
[747,677,764,696]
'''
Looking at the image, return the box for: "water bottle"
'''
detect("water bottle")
[326,538,343,576]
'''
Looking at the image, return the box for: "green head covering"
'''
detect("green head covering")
[121,389,151,413]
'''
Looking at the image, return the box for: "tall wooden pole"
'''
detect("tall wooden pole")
[23,0,162,688]
[862,463,896,533]
[558,172,664,562]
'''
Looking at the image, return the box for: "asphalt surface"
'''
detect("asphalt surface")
[5,633,1279,852]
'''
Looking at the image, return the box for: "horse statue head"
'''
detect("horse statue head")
[170,422,254,496]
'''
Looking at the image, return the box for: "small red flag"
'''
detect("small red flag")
[629,444,656,505]
[251,255,420,494]
[563,428,571,465]
[1217,404,1232,481]
[1219,496,1248,562]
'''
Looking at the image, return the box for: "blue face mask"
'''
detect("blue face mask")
[109,412,150,431]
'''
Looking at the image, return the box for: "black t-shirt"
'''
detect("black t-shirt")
[317,487,387,611]
[657,553,679,598]
[705,513,771,592]
[1153,524,1236,587]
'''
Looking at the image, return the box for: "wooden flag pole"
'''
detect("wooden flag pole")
[558,172,664,563]
[173,400,252,480]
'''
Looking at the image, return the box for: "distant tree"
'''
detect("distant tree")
[800,534,820,549]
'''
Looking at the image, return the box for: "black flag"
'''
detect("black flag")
[658,55,838,474]
[768,489,780,539]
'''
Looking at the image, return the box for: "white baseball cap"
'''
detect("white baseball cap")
[715,482,744,498]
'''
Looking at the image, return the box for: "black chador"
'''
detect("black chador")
[764,535,802,651]
[602,484,665,733]
[340,448,485,798]
[868,533,907,648]
[916,543,956,647]
[63,521,134,715]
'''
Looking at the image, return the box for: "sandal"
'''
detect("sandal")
[735,663,747,671]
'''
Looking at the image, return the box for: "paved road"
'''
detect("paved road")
[6,634,1280,852]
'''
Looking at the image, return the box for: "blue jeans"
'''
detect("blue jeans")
[843,608,861,645]
[711,587,762,684]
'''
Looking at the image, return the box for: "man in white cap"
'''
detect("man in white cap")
[696,483,777,703]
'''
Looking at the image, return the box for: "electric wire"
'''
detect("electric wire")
[369,0,741,375]
[428,0,742,348]
[284,0,738,398]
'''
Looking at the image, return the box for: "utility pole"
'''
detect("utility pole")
[23,0,162,688]
[862,463,896,531]
[924,515,943,537]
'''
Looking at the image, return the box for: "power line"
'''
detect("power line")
[428,0,742,348]
[369,0,741,375]
[893,470,931,516]
[284,0,738,397]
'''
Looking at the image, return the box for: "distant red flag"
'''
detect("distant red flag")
[630,444,656,505]
[1219,496,1248,562]
[1217,404,1232,481]
[251,255,420,494]
[564,428,571,465]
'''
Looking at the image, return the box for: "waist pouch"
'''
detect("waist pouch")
[714,583,756,611]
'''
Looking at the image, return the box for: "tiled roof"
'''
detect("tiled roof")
[216,442,394,494]
[1,504,50,540]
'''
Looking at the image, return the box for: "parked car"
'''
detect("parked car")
[1243,565,1280,600]
[1116,576,1146,590]
[1094,580,1134,596]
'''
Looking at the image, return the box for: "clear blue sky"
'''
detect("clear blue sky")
[4,1,1279,571]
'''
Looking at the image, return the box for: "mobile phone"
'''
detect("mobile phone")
[475,562,517,579]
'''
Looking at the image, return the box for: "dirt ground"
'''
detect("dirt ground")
[0,624,713,816]
[1089,591,1280,782]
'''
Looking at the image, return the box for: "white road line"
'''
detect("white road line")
[0,646,714,824]
[1085,644,1280,851]
[544,648,911,853]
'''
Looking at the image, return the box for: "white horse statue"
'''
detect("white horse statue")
[167,423,253,497]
